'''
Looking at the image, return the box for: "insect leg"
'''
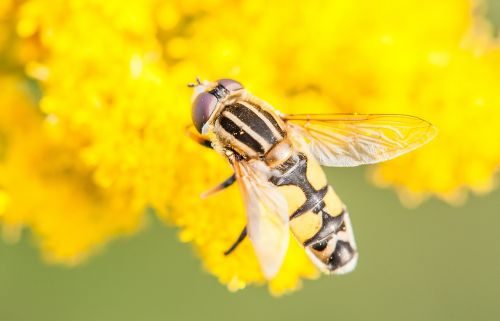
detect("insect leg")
[200,174,236,198]
[222,152,248,255]
[186,125,212,149]
[224,226,247,255]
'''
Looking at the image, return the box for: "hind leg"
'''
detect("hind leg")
[224,227,247,255]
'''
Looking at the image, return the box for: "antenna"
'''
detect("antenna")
[187,77,202,88]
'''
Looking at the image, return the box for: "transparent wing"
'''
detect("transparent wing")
[284,113,437,167]
[229,155,289,280]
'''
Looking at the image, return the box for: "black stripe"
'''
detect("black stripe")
[303,209,345,247]
[225,103,279,145]
[270,153,329,220]
[289,186,328,220]
[311,239,329,251]
[327,240,356,271]
[260,109,286,137]
[219,115,265,154]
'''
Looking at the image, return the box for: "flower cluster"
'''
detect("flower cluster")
[1,0,499,294]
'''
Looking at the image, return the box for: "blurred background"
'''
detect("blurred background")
[2,0,500,320]
[2,169,500,321]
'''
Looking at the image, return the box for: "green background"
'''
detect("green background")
[2,3,500,321]
[2,167,500,321]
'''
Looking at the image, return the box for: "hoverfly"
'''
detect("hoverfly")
[188,78,436,279]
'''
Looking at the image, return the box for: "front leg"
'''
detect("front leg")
[186,124,212,149]
[186,125,237,197]
[200,174,236,198]
[188,132,244,254]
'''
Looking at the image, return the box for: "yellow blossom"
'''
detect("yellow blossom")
[0,76,145,262]
[1,0,500,294]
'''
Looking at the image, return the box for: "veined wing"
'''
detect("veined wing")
[283,113,437,167]
[229,154,289,279]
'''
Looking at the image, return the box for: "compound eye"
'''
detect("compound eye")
[192,92,218,133]
[217,79,244,92]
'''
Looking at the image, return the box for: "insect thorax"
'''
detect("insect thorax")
[213,100,287,160]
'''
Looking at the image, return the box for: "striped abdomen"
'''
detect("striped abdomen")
[214,101,286,159]
[270,148,358,273]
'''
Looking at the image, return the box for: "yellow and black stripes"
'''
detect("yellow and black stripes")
[304,209,345,247]
[270,153,328,219]
[215,102,286,158]
[269,151,358,273]
[270,152,331,221]
[219,114,266,154]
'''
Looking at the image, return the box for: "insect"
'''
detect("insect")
[188,78,437,279]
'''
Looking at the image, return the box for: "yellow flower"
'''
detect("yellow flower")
[0,76,145,263]
[1,0,500,294]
